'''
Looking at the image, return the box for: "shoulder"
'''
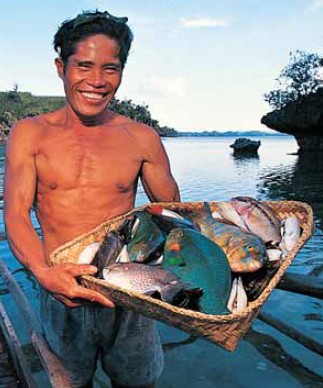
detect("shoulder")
[9,116,40,138]
[125,118,161,145]
[8,108,65,141]
[7,116,44,155]
[109,111,161,146]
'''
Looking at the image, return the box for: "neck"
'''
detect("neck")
[64,105,115,127]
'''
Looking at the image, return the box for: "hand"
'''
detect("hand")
[33,263,115,308]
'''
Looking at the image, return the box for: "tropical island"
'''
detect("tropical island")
[261,50,323,154]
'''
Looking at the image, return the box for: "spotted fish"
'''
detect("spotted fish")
[186,202,267,273]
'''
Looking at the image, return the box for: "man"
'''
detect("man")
[4,10,180,388]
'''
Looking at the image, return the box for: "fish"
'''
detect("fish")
[77,242,101,264]
[213,202,247,230]
[186,202,267,273]
[163,227,232,315]
[229,196,281,246]
[92,231,125,277]
[266,247,283,268]
[101,262,184,303]
[127,211,166,263]
[280,215,301,254]
[146,206,198,233]
[227,277,248,313]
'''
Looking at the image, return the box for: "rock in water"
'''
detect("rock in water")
[230,138,261,155]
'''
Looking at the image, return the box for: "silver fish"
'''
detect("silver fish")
[102,263,184,303]
[280,215,301,253]
[227,277,248,313]
[213,202,247,230]
[230,196,281,246]
[77,242,101,264]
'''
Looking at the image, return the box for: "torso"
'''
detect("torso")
[32,108,147,257]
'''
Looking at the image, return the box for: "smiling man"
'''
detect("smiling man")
[4,10,180,388]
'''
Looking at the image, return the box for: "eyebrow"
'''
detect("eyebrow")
[75,60,122,69]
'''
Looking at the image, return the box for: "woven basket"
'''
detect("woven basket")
[49,201,314,351]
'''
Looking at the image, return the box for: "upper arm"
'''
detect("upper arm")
[4,120,38,222]
[138,126,180,202]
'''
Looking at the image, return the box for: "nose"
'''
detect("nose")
[88,68,106,88]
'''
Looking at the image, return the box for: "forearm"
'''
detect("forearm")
[4,213,47,274]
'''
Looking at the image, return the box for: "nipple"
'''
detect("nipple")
[49,182,58,190]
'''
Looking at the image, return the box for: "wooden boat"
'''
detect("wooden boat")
[49,201,314,352]
[0,259,73,388]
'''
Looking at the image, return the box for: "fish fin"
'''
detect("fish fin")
[236,277,248,311]
[116,245,130,263]
[148,255,164,266]
[227,278,238,312]
[146,205,164,215]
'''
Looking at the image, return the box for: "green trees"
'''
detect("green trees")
[264,50,323,110]
[110,98,159,129]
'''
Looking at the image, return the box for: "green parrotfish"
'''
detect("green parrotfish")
[163,228,232,315]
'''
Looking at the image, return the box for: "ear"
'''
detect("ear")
[55,57,65,79]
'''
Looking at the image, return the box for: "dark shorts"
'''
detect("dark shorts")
[39,290,164,387]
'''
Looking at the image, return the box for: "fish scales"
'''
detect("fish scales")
[186,202,267,273]
[102,263,184,303]
[163,227,231,315]
[230,197,281,246]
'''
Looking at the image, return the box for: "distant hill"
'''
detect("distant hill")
[176,130,286,137]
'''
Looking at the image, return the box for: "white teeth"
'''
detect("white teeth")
[81,92,105,100]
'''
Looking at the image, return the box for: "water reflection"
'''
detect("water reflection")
[258,152,323,230]
[232,154,260,164]
[244,327,323,386]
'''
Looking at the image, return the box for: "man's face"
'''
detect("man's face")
[56,34,122,119]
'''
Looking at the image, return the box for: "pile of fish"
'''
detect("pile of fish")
[76,197,302,315]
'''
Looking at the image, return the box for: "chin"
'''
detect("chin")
[74,104,109,121]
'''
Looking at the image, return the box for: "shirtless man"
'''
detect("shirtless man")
[4,10,180,388]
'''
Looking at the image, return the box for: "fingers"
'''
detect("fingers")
[62,264,98,277]
[52,289,114,308]
[75,287,115,308]
[51,293,84,308]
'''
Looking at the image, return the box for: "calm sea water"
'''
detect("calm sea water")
[0,136,322,387]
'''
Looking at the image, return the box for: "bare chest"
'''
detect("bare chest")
[35,130,142,193]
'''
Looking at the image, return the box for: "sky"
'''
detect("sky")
[0,0,323,132]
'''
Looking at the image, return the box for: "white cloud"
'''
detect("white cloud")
[141,76,188,98]
[180,17,231,28]
[307,0,323,12]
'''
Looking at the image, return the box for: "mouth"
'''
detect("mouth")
[79,91,108,102]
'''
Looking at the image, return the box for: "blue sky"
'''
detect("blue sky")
[1,0,322,132]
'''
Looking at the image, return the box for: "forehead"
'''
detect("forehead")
[73,34,120,60]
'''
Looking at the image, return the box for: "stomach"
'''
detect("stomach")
[36,187,136,257]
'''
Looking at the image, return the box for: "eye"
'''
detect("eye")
[77,63,91,71]
[104,65,121,73]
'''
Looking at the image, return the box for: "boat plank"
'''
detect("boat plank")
[0,328,20,386]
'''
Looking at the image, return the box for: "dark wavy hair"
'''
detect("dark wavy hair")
[53,10,134,69]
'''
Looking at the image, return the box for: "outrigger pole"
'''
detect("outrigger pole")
[0,258,72,388]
